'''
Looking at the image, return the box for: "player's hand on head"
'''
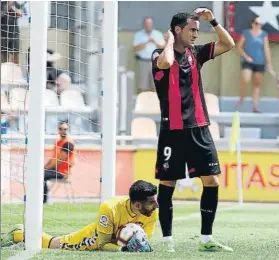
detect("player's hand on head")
[164,30,175,43]
[194,8,214,21]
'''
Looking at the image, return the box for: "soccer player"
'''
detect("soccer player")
[1,180,157,252]
[152,9,235,252]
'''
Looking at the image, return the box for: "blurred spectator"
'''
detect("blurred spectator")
[1,1,22,64]
[1,112,14,134]
[46,49,72,95]
[236,16,274,113]
[43,121,75,204]
[133,17,165,92]
[27,48,72,95]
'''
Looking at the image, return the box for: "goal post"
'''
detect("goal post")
[1,1,119,257]
[100,1,118,202]
[25,0,119,250]
[24,1,48,252]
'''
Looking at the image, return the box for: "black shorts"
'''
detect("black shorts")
[241,62,265,73]
[155,126,221,180]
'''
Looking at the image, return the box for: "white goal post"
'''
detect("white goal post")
[23,0,118,253]
[25,1,48,252]
[100,1,118,202]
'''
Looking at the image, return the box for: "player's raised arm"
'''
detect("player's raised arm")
[155,30,175,69]
[195,8,235,58]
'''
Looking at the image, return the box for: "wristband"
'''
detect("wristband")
[209,18,218,27]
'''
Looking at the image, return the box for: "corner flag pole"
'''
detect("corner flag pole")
[236,137,243,205]
[229,111,243,205]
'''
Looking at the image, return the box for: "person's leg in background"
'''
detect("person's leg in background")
[44,169,64,203]
[1,51,8,63]
[8,32,20,64]
[137,60,151,93]
[11,43,20,65]
[11,51,19,64]
[13,30,20,64]
[1,31,9,63]
[1,40,8,63]
[252,69,264,113]
[236,64,252,110]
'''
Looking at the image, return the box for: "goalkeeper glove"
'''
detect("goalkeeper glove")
[121,242,152,252]
[138,243,153,252]
[125,235,142,252]
[121,231,152,252]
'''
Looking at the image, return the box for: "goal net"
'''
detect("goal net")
[1,1,118,257]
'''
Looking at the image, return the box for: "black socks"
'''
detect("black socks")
[200,186,219,235]
[158,184,175,237]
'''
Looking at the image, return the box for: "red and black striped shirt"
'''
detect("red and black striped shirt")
[152,42,215,130]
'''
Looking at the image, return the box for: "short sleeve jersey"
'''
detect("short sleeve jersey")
[152,42,215,130]
[96,197,158,240]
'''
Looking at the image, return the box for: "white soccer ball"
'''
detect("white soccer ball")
[116,223,145,247]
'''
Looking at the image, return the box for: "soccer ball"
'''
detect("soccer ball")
[116,223,145,247]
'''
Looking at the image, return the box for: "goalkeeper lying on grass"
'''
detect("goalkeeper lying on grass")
[1,180,158,252]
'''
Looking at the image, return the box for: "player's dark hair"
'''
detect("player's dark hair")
[250,16,260,28]
[58,121,68,126]
[129,180,157,203]
[170,12,199,35]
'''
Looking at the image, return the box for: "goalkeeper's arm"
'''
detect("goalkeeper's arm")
[97,232,122,252]
[97,232,152,252]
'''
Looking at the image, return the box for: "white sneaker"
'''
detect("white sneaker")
[163,237,175,252]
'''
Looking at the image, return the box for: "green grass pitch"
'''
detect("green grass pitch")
[1,202,279,260]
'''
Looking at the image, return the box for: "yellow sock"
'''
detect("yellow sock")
[12,229,53,248]
[13,230,24,243]
[42,232,54,248]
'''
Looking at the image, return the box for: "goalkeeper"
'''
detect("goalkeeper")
[1,180,158,252]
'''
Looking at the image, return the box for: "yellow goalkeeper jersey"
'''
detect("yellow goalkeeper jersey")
[97,196,158,239]
[59,196,158,251]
